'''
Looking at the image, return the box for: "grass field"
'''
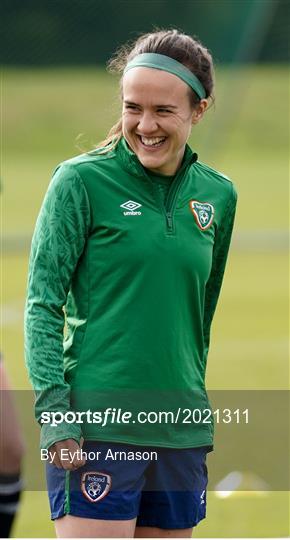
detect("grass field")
[1,66,289,537]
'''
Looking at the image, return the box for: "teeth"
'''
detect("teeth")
[140,136,166,146]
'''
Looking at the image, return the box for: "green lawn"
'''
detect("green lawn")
[11,491,289,538]
[2,66,289,537]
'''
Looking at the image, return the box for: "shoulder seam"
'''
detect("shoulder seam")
[64,150,116,168]
[195,160,233,185]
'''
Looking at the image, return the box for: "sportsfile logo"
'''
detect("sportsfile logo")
[120,200,142,215]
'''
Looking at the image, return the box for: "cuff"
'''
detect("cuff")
[40,422,82,450]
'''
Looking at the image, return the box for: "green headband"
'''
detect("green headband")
[124,53,206,100]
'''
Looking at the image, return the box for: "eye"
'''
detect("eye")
[157,108,172,114]
[125,104,140,111]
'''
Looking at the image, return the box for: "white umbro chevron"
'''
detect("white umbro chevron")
[120,201,142,211]
[120,200,142,216]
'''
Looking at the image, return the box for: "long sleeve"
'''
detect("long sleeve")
[202,183,238,362]
[24,164,91,450]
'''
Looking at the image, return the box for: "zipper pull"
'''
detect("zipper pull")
[166,212,173,229]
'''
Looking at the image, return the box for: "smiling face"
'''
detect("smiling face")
[122,67,207,175]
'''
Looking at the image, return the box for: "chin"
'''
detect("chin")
[138,148,167,165]
[139,156,164,169]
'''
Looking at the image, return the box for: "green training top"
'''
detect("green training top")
[144,168,175,206]
[24,137,238,451]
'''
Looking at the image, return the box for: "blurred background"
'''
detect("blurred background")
[1,0,289,537]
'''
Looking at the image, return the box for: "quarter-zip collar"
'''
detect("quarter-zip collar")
[115,136,198,179]
[115,136,198,234]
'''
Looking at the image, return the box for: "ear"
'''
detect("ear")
[191,99,208,125]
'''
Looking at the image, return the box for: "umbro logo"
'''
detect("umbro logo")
[120,200,142,216]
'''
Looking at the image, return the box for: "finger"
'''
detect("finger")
[52,452,62,469]
[51,439,86,470]
[69,460,85,471]
[70,449,86,469]
[59,458,74,470]
[59,448,84,470]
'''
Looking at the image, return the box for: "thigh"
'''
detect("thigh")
[55,514,137,538]
[134,525,192,538]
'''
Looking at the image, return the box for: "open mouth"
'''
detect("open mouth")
[137,135,167,149]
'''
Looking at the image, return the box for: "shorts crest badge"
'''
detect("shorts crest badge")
[189,200,214,230]
[81,471,111,503]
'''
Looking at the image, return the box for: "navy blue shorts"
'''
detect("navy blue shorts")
[46,441,211,530]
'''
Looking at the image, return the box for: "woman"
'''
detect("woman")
[25,29,237,538]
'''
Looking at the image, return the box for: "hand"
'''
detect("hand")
[48,437,86,470]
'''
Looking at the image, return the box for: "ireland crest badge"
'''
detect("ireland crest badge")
[189,200,214,230]
[81,471,111,503]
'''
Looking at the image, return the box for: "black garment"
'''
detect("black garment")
[0,473,22,538]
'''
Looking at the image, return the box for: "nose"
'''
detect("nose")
[137,112,158,134]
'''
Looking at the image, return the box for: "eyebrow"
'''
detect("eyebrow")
[124,100,178,109]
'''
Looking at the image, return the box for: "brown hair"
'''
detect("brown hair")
[96,29,215,152]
